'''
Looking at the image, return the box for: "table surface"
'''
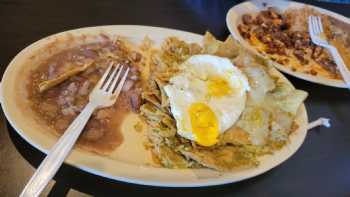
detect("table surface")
[1,0,350,196]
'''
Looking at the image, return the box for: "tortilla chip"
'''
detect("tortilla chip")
[215,36,240,58]
[218,126,251,146]
[266,83,308,115]
[236,106,270,146]
[203,32,240,58]
[38,61,94,92]
[180,146,257,171]
[154,145,189,168]
[242,65,276,105]
[203,31,221,54]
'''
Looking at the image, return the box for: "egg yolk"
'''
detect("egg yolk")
[207,76,232,97]
[188,102,219,146]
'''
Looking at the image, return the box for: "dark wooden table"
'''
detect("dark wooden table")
[1,0,350,196]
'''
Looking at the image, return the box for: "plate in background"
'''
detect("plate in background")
[226,0,350,88]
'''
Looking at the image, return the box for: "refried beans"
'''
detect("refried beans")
[27,39,143,154]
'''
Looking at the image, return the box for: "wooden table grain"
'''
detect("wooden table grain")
[0,0,350,196]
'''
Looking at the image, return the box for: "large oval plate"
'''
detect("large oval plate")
[226,0,350,88]
[1,25,308,187]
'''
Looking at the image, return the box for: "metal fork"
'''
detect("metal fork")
[20,63,129,197]
[308,15,350,89]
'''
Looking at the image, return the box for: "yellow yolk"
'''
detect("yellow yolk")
[188,102,219,146]
[207,76,232,97]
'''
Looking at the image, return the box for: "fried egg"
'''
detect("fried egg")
[164,55,249,146]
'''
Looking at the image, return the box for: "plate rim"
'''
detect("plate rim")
[226,0,349,88]
[1,25,308,187]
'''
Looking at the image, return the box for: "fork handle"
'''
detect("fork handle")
[328,46,350,89]
[20,102,97,197]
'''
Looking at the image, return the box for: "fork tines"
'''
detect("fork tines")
[308,16,323,36]
[98,63,129,94]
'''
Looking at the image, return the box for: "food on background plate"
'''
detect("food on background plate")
[238,6,350,80]
[27,30,307,171]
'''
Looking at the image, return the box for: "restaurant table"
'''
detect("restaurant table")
[1,0,350,196]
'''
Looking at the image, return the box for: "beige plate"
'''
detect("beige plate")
[226,0,350,88]
[0,25,308,187]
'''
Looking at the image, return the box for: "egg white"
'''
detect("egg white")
[164,55,250,143]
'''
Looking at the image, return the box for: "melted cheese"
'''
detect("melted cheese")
[248,34,338,79]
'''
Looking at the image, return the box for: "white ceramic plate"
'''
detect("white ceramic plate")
[226,0,350,88]
[1,25,308,187]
